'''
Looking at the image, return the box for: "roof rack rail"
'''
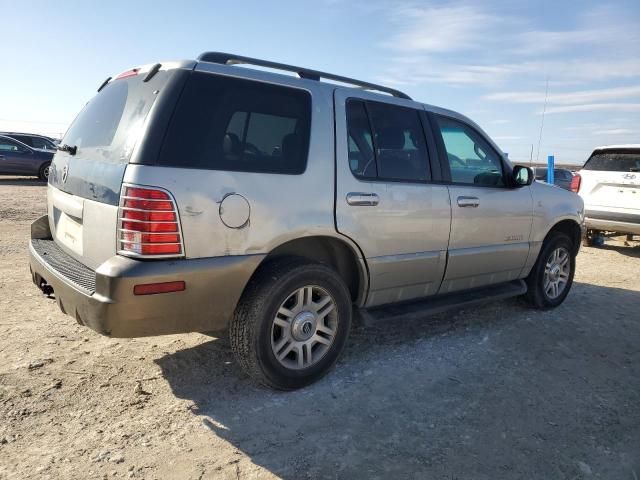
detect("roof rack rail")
[197,52,411,100]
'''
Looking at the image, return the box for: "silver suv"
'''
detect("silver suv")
[29,53,585,389]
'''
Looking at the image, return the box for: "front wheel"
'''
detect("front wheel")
[524,232,576,309]
[230,258,352,390]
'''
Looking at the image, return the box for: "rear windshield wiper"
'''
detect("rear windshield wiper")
[57,144,77,155]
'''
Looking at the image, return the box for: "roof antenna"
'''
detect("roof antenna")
[535,76,550,163]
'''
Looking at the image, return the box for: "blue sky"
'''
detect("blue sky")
[1,0,638,164]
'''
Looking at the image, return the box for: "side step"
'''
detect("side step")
[358,279,527,326]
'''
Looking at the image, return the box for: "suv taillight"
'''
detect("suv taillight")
[117,185,183,258]
[570,173,581,193]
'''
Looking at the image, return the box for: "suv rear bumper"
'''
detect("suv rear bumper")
[584,210,640,235]
[29,215,264,337]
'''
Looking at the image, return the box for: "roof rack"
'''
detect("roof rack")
[197,52,411,100]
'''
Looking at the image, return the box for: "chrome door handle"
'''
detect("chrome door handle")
[457,196,479,208]
[346,192,379,206]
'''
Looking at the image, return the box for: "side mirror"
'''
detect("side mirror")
[512,165,533,187]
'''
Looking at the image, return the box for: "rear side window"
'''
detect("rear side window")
[30,137,54,150]
[583,151,640,172]
[345,99,431,182]
[159,72,311,174]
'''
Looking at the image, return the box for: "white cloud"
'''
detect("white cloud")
[542,103,640,114]
[592,128,635,135]
[383,5,504,53]
[484,85,640,105]
[492,135,524,141]
[377,3,640,87]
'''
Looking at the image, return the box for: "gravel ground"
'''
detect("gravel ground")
[0,176,639,480]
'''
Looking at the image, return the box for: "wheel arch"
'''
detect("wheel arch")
[246,235,369,306]
[544,218,582,256]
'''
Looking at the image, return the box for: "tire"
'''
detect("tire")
[230,257,352,390]
[38,162,51,182]
[524,232,576,309]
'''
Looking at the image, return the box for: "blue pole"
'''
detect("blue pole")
[547,155,555,184]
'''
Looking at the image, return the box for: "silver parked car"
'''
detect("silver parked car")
[29,53,585,389]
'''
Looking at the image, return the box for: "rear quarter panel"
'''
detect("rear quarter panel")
[122,83,344,259]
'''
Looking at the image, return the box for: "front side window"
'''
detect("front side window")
[435,115,505,187]
[0,138,23,152]
[159,72,311,174]
[345,99,431,182]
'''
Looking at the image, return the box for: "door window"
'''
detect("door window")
[345,99,431,182]
[346,100,376,179]
[435,116,505,187]
[0,138,23,152]
[30,137,55,150]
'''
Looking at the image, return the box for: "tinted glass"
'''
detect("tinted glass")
[30,137,55,150]
[346,100,376,179]
[436,116,504,186]
[367,102,430,181]
[535,167,547,180]
[583,152,640,172]
[11,135,33,147]
[159,72,311,174]
[62,71,170,164]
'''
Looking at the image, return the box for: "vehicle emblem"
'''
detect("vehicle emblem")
[623,173,636,180]
[62,165,69,183]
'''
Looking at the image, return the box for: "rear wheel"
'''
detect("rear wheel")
[230,257,352,390]
[38,162,51,182]
[525,232,575,309]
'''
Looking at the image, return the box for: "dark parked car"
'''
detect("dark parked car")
[0,135,54,180]
[0,132,59,151]
[533,167,576,191]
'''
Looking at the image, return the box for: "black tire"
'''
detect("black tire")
[38,162,51,182]
[230,257,352,390]
[524,232,576,309]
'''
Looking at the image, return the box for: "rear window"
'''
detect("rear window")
[61,71,170,164]
[583,151,640,172]
[158,72,311,174]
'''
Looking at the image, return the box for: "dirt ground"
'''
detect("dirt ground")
[0,176,639,480]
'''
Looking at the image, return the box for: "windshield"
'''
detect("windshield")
[61,71,170,164]
[583,151,640,172]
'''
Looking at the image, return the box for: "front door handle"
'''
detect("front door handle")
[457,196,480,208]
[346,192,379,206]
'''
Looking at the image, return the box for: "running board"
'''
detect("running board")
[358,279,527,326]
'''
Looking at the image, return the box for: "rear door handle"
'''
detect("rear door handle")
[457,196,479,208]
[346,192,379,206]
